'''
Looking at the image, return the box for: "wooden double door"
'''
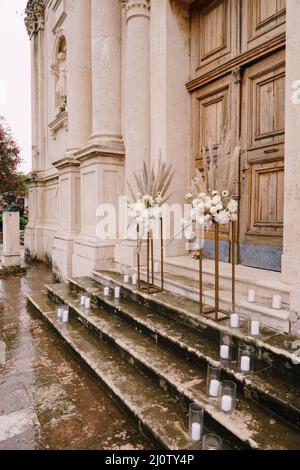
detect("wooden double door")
[189,0,286,271]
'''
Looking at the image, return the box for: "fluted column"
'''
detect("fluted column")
[123,0,151,189]
[89,0,123,152]
[66,0,92,154]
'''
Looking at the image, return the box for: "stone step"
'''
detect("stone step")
[139,270,290,333]
[164,256,291,307]
[92,270,300,378]
[26,291,195,450]
[47,280,300,449]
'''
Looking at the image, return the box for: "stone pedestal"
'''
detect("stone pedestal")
[1,212,21,268]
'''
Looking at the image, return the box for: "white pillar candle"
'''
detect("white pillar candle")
[220,345,229,360]
[248,289,255,303]
[230,313,239,328]
[272,295,282,310]
[62,309,69,323]
[114,286,121,299]
[209,379,220,397]
[191,422,201,442]
[221,395,232,412]
[57,307,63,319]
[240,356,250,372]
[80,295,86,306]
[251,320,260,336]
[104,287,110,297]
[123,275,129,283]
[85,297,91,309]
[154,261,160,273]
[132,274,138,285]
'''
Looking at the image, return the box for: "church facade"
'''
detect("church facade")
[24,0,300,330]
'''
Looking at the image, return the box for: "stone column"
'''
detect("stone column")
[282,0,300,316]
[123,0,151,188]
[89,0,123,152]
[66,0,92,154]
[1,213,21,268]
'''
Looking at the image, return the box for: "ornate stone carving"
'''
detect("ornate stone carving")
[24,0,45,37]
[121,0,150,21]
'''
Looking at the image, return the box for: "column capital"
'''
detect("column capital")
[24,0,45,38]
[121,0,150,22]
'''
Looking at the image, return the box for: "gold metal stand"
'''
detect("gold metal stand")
[198,221,237,322]
[137,218,164,294]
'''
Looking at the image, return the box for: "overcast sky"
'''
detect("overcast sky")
[0,0,31,173]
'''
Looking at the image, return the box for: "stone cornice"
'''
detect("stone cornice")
[24,0,45,38]
[121,0,150,22]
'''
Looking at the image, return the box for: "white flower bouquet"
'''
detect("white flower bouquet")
[127,158,174,241]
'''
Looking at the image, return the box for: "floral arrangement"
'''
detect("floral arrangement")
[185,187,238,230]
[185,129,240,232]
[127,158,174,237]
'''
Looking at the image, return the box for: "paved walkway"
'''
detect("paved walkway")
[0,263,151,450]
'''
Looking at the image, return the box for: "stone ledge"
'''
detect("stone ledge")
[0,265,27,278]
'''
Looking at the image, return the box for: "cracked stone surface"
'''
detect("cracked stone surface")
[0,263,151,450]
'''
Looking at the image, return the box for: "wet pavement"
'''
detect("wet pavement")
[0,263,151,450]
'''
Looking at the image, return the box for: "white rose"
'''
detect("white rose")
[186,192,193,201]
[211,190,219,196]
[230,213,238,222]
[228,199,238,213]
[199,193,206,200]
[192,199,199,208]
[204,197,212,210]
[215,210,231,225]
[216,203,223,211]
[212,195,221,205]
[210,206,218,215]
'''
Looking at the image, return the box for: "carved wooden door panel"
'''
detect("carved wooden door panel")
[239,50,285,267]
[189,0,286,270]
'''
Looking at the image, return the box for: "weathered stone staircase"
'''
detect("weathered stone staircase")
[27,270,300,450]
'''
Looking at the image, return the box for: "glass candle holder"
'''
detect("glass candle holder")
[219,380,236,413]
[238,344,255,373]
[248,289,255,303]
[57,304,64,319]
[189,403,204,443]
[202,433,222,450]
[132,273,138,285]
[123,274,130,283]
[229,312,239,329]
[207,365,221,398]
[219,332,232,361]
[114,286,121,299]
[272,295,282,310]
[103,286,110,297]
[79,291,86,307]
[249,319,260,337]
[84,293,91,310]
[62,305,69,323]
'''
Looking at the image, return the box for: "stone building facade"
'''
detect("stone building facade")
[25,0,300,330]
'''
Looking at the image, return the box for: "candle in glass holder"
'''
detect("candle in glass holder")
[230,313,239,328]
[80,294,86,306]
[209,379,220,397]
[132,274,138,285]
[189,403,203,443]
[250,320,260,336]
[114,287,121,299]
[104,287,110,297]
[57,305,63,319]
[240,356,250,372]
[85,295,91,310]
[123,275,129,283]
[220,345,229,360]
[272,295,282,310]
[62,307,69,323]
[248,289,255,303]
[221,395,232,412]
[202,433,222,450]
